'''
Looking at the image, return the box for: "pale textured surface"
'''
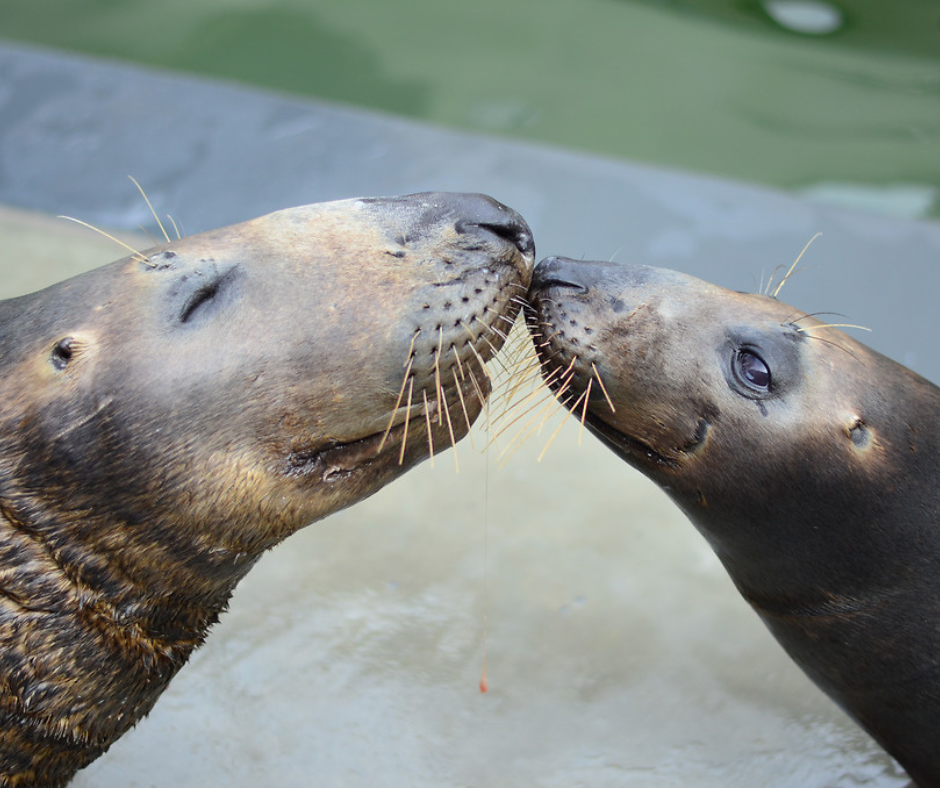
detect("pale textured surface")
[0,207,905,786]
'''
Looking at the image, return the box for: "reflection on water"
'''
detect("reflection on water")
[4,0,939,219]
[762,1,845,36]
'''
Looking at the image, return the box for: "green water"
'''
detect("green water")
[4,0,940,219]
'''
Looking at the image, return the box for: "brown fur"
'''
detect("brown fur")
[0,193,533,786]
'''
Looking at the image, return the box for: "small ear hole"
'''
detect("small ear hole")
[848,418,872,449]
[51,337,76,371]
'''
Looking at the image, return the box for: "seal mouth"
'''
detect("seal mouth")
[285,374,489,484]
[287,416,418,483]
[582,410,712,472]
[318,428,407,483]
[582,411,679,470]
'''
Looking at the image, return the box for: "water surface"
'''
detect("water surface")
[3,0,939,219]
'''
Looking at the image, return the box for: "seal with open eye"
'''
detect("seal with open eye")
[526,256,940,787]
[0,192,534,787]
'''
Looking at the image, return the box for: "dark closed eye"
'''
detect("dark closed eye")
[181,280,222,323]
[734,349,771,392]
[178,266,243,325]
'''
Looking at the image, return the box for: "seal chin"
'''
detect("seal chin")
[288,427,408,484]
[286,373,490,484]
[583,412,680,470]
[572,400,711,473]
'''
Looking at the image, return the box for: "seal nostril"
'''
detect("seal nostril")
[530,257,589,294]
[479,221,534,258]
[455,218,534,259]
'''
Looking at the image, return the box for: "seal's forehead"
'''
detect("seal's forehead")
[724,290,807,325]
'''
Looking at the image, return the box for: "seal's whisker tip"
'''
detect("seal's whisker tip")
[58,215,149,264]
[770,232,823,299]
[796,322,872,334]
[167,214,183,241]
[129,175,171,243]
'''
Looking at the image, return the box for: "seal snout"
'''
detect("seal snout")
[451,193,535,261]
[530,256,590,294]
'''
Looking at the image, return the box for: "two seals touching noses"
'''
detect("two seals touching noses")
[527,257,940,788]
[0,193,533,786]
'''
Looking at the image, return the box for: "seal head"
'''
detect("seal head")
[0,192,533,786]
[527,256,940,787]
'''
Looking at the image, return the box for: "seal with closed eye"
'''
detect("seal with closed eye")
[526,256,940,787]
[0,192,534,787]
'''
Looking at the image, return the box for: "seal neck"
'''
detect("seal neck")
[0,492,258,784]
[3,489,249,615]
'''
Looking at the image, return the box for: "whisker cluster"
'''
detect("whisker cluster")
[59,176,183,268]
[478,296,616,466]
[378,287,536,473]
[763,232,821,298]
[786,311,869,361]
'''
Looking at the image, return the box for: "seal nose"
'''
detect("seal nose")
[452,193,535,261]
[530,256,590,294]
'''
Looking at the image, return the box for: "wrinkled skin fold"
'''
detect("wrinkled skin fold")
[527,256,940,788]
[0,192,533,786]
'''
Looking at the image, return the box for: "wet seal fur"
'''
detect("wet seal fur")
[527,257,940,787]
[0,192,533,787]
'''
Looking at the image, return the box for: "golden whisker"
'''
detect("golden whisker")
[465,340,493,384]
[770,232,821,299]
[378,335,418,451]
[440,387,460,473]
[167,214,183,240]
[57,216,149,266]
[129,175,170,244]
[488,385,564,454]
[795,322,871,334]
[471,316,504,359]
[591,362,616,413]
[577,379,593,445]
[398,377,414,465]
[466,366,489,412]
[422,388,435,468]
[434,326,445,416]
[483,305,514,334]
[492,312,518,328]
[497,396,568,466]
[537,406,571,463]
[452,352,476,448]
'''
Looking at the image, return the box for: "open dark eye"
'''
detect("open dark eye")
[734,349,771,392]
[51,337,75,371]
